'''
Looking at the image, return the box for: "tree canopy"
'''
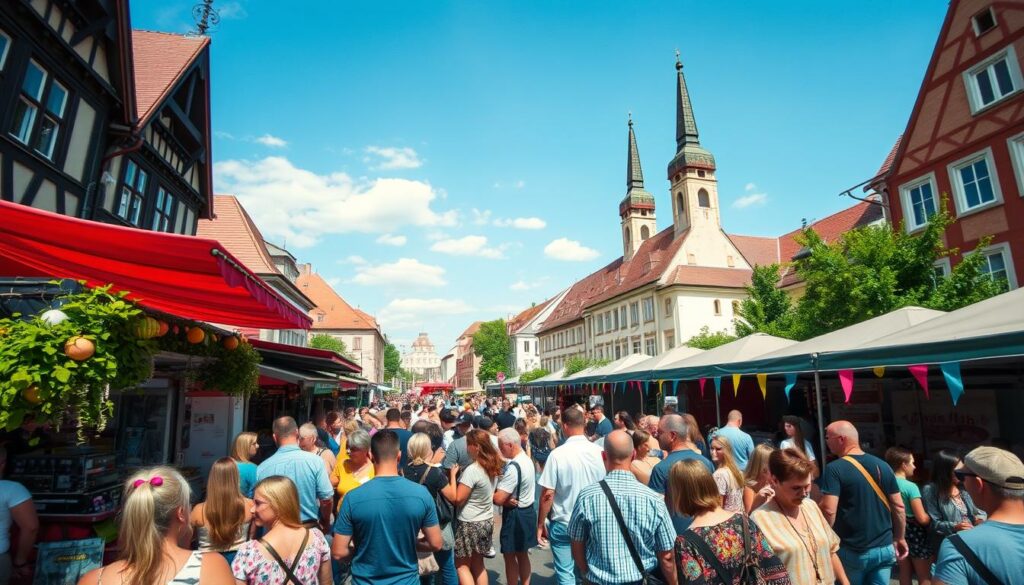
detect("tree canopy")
[383,342,402,382]
[518,367,550,383]
[685,326,737,350]
[563,356,610,376]
[309,334,350,357]
[473,319,511,385]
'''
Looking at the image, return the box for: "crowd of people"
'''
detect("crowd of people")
[0,395,1018,585]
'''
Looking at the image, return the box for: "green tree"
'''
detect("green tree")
[735,264,794,337]
[383,342,403,382]
[473,319,511,385]
[789,204,1003,339]
[518,367,550,383]
[686,326,737,350]
[563,356,610,376]
[309,334,349,356]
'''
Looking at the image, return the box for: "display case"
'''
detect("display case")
[10,450,121,515]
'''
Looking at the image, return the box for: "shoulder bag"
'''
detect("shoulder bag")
[680,516,759,585]
[598,480,665,585]
[842,455,891,512]
[260,529,310,585]
[948,534,1004,585]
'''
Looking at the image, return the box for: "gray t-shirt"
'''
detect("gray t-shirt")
[458,462,495,522]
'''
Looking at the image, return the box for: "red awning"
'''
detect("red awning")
[249,338,361,373]
[0,200,311,330]
[418,382,455,396]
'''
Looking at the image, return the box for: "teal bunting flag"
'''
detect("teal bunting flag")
[940,362,965,406]
[713,377,722,397]
[784,373,797,402]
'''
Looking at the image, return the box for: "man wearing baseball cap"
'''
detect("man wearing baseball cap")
[441,411,475,471]
[933,446,1024,585]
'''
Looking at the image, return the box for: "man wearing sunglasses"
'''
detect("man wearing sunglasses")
[933,446,1024,585]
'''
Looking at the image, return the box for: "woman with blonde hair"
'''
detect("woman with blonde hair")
[232,432,259,498]
[443,429,504,585]
[744,443,776,514]
[669,460,790,585]
[231,476,331,584]
[191,458,254,565]
[78,467,233,585]
[629,429,662,485]
[405,433,457,585]
[710,434,745,513]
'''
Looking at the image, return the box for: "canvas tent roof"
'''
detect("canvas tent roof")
[649,333,797,382]
[555,353,655,386]
[528,368,567,385]
[616,346,705,377]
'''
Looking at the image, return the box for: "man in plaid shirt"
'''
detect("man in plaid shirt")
[568,431,678,585]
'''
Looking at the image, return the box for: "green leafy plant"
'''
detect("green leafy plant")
[0,284,157,435]
[518,367,550,383]
[156,328,261,395]
[563,356,610,376]
[685,326,737,350]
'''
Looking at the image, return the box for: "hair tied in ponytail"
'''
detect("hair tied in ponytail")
[132,476,164,489]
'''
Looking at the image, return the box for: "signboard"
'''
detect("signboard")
[664,396,678,409]
[313,382,337,395]
[496,371,506,383]
[588,395,604,409]
[890,387,998,454]
[34,538,104,585]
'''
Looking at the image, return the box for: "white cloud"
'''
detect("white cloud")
[494,217,546,230]
[510,280,534,291]
[255,134,287,148]
[326,276,342,287]
[471,209,492,225]
[733,183,769,209]
[351,258,446,287]
[213,156,457,247]
[376,234,407,247]
[430,235,507,259]
[378,298,474,328]
[218,1,248,19]
[364,146,423,170]
[544,238,600,262]
[493,179,526,189]
[339,255,367,265]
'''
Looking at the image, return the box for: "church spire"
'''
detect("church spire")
[675,50,700,150]
[627,113,644,191]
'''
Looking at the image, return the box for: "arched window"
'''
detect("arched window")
[623,226,631,249]
[698,189,711,208]
[713,299,722,315]
[640,225,650,240]
[676,192,685,216]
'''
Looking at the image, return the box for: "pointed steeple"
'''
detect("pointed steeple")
[675,51,701,150]
[627,113,644,191]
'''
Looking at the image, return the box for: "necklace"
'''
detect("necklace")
[780,502,822,584]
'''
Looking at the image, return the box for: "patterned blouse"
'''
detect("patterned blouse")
[231,528,330,585]
[675,514,791,585]
[713,468,745,514]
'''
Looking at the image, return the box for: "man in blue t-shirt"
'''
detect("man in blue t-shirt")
[712,410,755,471]
[647,414,714,535]
[819,420,907,585]
[332,430,442,585]
[933,446,1024,585]
[382,408,413,460]
[590,406,613,439]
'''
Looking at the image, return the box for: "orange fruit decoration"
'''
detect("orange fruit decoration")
[222,336,239,351]
[23,386,42,405]
[64,336,95,361]
[156,321,169,337]
[187,327,206,344]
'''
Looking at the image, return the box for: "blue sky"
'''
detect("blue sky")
[132,1,946,355]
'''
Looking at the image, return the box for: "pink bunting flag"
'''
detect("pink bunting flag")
[699,378,707,398]
[909,364,930,398]
[839,369,854,403]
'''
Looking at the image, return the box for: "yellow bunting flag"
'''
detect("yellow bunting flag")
[732,374,742,396]
[872,366,885,378]
[756,374,768,399]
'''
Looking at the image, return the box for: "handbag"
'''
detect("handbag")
[416,467,440,576]
[598,480,666,585]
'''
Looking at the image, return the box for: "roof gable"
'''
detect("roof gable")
[131,30,208,125]
[196,195,277,274]
[296,268,379,332]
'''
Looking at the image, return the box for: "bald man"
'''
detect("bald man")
[567,431,677,585]
[713,410,754,471]
[819,420,907,585]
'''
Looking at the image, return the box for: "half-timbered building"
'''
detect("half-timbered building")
[1,0,213,234]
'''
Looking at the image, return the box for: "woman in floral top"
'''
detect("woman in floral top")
[231,476,332,585]
[669,459,791,585]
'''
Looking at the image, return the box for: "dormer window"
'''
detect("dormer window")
[972,7,996,37]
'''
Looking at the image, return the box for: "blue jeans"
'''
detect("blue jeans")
[549,520,579,585]
[838,544,896,585]
[432,545,458,585]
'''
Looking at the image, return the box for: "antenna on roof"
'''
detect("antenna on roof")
[191,0,220,36]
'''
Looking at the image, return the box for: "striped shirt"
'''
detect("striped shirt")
[568,470,675,585]
[751,498,840,585]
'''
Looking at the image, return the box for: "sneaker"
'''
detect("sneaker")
[484,546,497,558]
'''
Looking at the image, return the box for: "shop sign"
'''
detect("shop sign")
[313,382,337,395]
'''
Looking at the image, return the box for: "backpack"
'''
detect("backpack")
[530,428,552,464]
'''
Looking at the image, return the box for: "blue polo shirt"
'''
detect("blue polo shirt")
[335,476,439,585]
[595,417,613,438]
[713,425,755,471]
[256,444,332,523]
[647,449,714,535]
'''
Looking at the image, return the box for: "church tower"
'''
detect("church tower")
[667,54,720,239]
[620,115,657,261]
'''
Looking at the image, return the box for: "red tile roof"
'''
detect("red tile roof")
[872,135,903,180]
[508,298,553,335]
[728,234,780,267]
[131,30,208,125]
[296,267,380,331]
[663,265,754,288]
[196,195,277,275]
[459,321,483,340]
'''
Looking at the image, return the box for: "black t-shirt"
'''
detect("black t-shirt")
[821,452,900,552]
[495,410,517,431]
[404,463,448,499]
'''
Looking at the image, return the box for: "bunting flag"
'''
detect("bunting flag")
[873,366,885,378]
[756,374,768,399]
[732,374,742,396]
[839,370,854,403]
[909,364,930,399]
[783,373,797,402]
[713,377,722,397]
[940,362,964,406]
[699,378,707,398]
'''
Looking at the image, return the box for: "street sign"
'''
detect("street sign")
[496,371,506,383]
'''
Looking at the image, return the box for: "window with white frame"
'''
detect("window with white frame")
[117,159,148,225]
[665,331,675,350]
[972,7,996,36]
[619,306,627,329]
[612,310,619,330]
[949,149,1001,213]
[899,174,938,230]
[1008,134,1024,197]
[642,297,655,322]
[630,302,640,326]
[645,337,656,356]
[596,317,604,335]
[604,312,611,331]
[977,244,1015,291]
[964,47,1022,113]
[933,258,951,281]
[614,345,621,360]
[632,339,641,354]
[664,298,672,317]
